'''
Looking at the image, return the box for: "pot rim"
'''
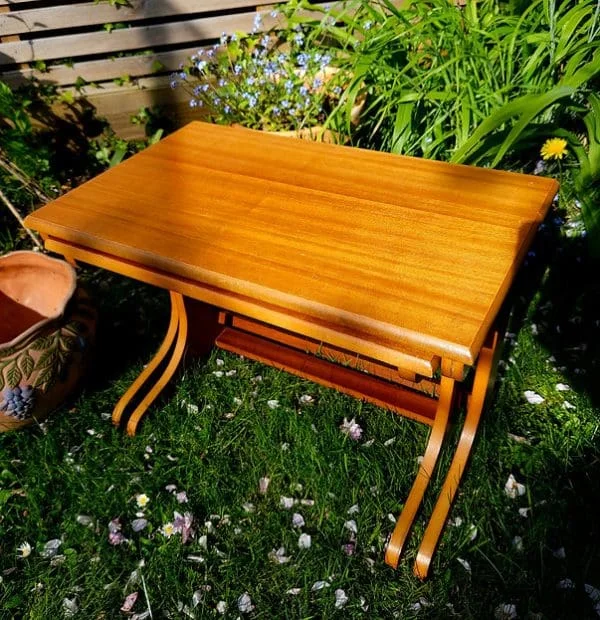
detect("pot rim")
[0,251,77,352]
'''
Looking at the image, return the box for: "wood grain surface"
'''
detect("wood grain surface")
[25,122,558,368]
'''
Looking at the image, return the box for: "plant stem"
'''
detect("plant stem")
[0,187,44,251]
[0,152,51,205]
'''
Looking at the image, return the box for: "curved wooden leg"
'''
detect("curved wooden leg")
[384,375,457,568]
[111,291,186,434]
[413,330,500,579]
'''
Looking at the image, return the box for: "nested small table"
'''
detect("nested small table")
[25,121,557,578]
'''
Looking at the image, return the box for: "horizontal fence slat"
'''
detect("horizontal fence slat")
[3,47,199,87]
[0,0,266,37]
[0,11,269,66]
[0,0,38,5]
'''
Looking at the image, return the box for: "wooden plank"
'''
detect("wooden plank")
[0,0,265,37]
[2,47,200,87]
[0,11,266,66]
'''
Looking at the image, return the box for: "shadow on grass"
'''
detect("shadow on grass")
[79,268,170,391]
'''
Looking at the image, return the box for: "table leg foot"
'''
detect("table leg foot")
[111,291,187,435]
[384,376,456,568]
[413,330,500,579]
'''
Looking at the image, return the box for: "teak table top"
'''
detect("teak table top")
[25,121,557,374]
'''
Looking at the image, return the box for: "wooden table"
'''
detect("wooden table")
[25,121,558,578]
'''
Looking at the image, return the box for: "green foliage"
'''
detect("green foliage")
[295,0,600,255]
[0,79,167,252]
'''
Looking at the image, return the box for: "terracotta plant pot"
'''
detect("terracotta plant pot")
[0,251,97,431]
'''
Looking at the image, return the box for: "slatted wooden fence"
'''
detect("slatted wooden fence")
[0,1,330,137]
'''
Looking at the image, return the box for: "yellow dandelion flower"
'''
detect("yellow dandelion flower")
[540,137,568,161]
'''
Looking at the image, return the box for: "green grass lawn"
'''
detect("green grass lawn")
[1,231,600,619]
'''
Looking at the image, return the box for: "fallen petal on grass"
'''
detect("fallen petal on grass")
[457,557,471,572]
[237,592,254,613]
[311,580,330,591]
[340,417,363,440]
[131,518,148,532]
[259,476,270,495]
[334,589,348,609]
[494,603,517,619]
[268,546,291,564]
[121,591,138,612]
[504,474,526,499]
[523,390,544,404]
[298,533,312,549]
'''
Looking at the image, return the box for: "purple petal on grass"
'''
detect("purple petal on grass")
[173,511,195,543]
[121,592,138,612]
[292,513,305,528]
[131,518,148,532]
[176,491,188,504]
[342,541,356,556]
[340,417,363,440]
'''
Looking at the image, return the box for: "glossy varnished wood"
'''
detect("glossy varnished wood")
[25,121,558,369]
[25,122,559,577]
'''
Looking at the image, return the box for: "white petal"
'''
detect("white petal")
[524,390,544,404]
[518,507,531,518]
[298,533,312,549]
[267,399,280,409]
[216,601,228,614]
[212,371,224,378]
[279,496,296,509]
[347,504,359,515]
[76,515,94,527]
[62,598,79,617]
[286,588,301,595]
[494,603,517,619]
[237,592,254,613]
[556,383,571,392]
[457,557,471,572]
[344,519,358,534]
[311,580,330,591]
[268,546,290,564]
[504,474,526,499]
[563,400,576,410]
[468,524,477,541]
[334,588,349,609]
[258,477,270,495]
[512,536,524,552]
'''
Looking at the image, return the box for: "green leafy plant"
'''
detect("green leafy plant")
[290,0,600,255]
